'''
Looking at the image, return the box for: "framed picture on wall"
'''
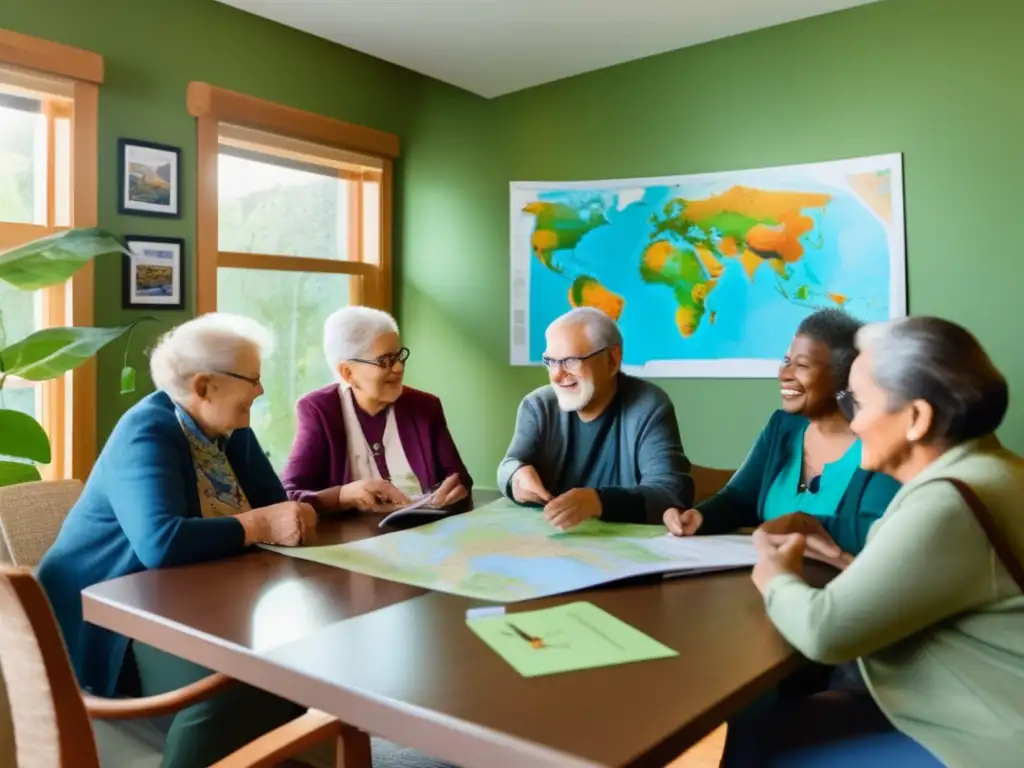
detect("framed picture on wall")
[122,236,185,310]
[117,138,181,217]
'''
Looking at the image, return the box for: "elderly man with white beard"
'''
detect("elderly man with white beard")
[498,307,693,529]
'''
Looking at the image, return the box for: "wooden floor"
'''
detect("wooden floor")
[666,725,725,768]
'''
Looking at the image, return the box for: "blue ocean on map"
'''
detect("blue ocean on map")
[470,554,612,590]
[516,157,904,373]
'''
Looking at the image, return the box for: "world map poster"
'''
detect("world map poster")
[509,153,906,377]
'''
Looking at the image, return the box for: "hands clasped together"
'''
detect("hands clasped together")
[511,466,602,530]
[236,501,318,547]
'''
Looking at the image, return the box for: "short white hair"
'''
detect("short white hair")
[149,313,274,403]
[323,306,399,376]
[547,307,623,350]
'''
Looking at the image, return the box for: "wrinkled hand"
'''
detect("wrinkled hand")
[752,529,806,594]
[338,479,411,514]
[511,465,553,506]
[543,488,601,530]
[757,513,853,570]
[239,501,317,547]
[663,507,703,536]
[430,473,469,508]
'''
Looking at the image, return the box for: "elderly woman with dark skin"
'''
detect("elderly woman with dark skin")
[664,309,900,560]
[38,313,316,768]
[725,316,1024,766]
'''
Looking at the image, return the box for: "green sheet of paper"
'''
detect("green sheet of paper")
[466,601,677,677]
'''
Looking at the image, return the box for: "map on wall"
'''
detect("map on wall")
[509,154,906,377]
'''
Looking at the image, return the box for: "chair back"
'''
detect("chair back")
[0,480,82,567]
[691,464,734,506]
[0,566,99,768]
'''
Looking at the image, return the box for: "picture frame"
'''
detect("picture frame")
[117,138,181,218]
[122,236,185,310]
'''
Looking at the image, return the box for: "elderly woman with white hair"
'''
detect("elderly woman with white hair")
[37,313,316,768]
[282,306,472,515]
[723,316,1024,767]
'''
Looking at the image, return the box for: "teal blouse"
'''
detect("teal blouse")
[763,427,862,520]
[695,411,901,554]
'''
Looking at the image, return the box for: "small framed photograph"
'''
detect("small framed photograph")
[122,236,185,310]
[117,138,181,217]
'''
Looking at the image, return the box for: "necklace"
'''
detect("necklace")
[799,453,822,494]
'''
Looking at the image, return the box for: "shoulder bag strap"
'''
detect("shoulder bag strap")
[940,477,1024,593]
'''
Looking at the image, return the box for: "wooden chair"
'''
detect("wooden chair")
[690,464,734,506]
[0,565,365,768]
[0,479,85,766]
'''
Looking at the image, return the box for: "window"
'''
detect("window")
[0,34,102,480]
[189,83,398,469]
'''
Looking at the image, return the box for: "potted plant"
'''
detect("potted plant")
[0,228,147,486]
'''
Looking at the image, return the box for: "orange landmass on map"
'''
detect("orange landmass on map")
[684,186,831,224]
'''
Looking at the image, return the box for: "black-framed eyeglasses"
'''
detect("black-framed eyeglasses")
[350,347,410,370]
[215,370,262,387]
[540,347,608,374]
[836,389,858,421]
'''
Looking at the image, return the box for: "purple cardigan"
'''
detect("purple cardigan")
[281,384,472,511]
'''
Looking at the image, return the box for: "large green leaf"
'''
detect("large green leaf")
[0,461,41,487]
[0,408,51,463]
[0,325,134,381]
[0,227,129,291]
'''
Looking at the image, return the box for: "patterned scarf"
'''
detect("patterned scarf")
[176,406,251,518]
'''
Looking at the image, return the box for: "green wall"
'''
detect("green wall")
[406,0,1024,479]
[5,0,1023,487]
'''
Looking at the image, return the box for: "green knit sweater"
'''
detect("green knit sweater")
[765,436,1024,767]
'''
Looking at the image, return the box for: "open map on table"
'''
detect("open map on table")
[263,499,757,603]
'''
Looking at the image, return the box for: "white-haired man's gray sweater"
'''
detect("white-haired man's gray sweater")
[497,374,693,523]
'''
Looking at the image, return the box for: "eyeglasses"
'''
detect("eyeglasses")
[836,389,858,421]
[216,370,261,387]
[541,347,608,374]
[350,347,410,370]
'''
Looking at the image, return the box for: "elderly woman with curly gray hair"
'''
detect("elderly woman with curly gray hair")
[725,316,1024,767]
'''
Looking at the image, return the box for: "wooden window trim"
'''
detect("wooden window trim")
[0,29,102,480]
[188,81,398,316]
[187,82,399,159]
[0,29,103,85]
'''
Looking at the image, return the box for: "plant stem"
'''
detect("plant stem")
[0,306,5,395]
[122,321,138,372]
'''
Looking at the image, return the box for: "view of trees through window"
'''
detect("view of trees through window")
[217,149,356,469]
[0,98,45,421]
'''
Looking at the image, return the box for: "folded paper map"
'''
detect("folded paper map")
[263,499,757,603]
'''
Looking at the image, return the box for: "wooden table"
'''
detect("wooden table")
[83,500,822,768]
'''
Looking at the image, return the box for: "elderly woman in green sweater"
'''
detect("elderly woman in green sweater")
[724,316,1024,767]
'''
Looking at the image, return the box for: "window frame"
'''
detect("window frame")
[186,81,399,316]
[0,28,102,481]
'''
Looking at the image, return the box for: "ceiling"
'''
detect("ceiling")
[216,0,881,99]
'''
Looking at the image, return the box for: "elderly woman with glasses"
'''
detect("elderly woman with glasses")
[37,313,317,767]
[725,316,1024,766]
[282,306,472,515]
[663,308,900,561]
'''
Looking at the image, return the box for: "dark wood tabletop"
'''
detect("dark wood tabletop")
[82,492,829,768]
